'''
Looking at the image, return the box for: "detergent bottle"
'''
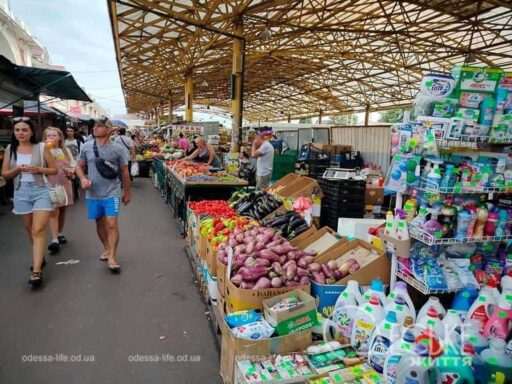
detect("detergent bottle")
[362,279,388,305]
[417,307,445,340]
[467,282,498,327]
[466,206,478,238]
[451,287,479,318]
[385,296,414,326]
[440,164,455,189]
[411,206,429,227]
[387,281,416,322]
[418,297,447,322]
[461,342,486,384]
[396,343,434,384]
[480,339,512,384]
[332,280,362,339]
[502,273,512,304]
[443,309,462,346]
[439,204,458,238]
[368,311,400,374]
[485,211,499,236]
[384,330,416,384]
[455,209,473,240]
[432,342,475,384]
[473,206,489,239]
[496,209,510,237]
[426,163,442,187]
[351,295,385,353]
[461,319,489,354]
[482,296,512,340]
[507,330,512,357]
[384,210,397,237]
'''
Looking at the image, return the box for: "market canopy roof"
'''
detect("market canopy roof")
[108,0,512,121]
[0,55,92,106]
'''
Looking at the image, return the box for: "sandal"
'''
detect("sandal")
[99,252,109,261]
[28,271,43,287]
[30,257,46,271]
[108,264,121,273]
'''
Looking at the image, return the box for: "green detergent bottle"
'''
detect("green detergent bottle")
[431,342,475,384]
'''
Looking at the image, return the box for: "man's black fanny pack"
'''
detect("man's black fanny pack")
[93,140,119,180]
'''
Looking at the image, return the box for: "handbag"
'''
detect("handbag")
[39,143,68,206]
[93,140,119,180]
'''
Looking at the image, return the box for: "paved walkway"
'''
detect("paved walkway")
[0,179,221,384]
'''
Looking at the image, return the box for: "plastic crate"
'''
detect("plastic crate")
[272,153,296,180]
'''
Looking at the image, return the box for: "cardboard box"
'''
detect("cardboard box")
[206,242,217,277]
[289,177,324,199]
[234,355,314,384]
[217,259,227,297]
[218,287,227,317]
[364,185,384,205]
[225,281,311,313]
[290,226,318,248]
[335,145,352,153]
[266,173,300,194]
[293,227,346,257]
[312,240,390,318]
[197,233,208,260]
[220,321,312,384]
[263,289,318,336]
[377,227,411,259]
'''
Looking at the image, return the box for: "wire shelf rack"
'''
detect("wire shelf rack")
[396,261,460,295]
[408,223,512,246]
[416,177,512,195]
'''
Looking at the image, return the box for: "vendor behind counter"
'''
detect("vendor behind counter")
[182,137,221,168]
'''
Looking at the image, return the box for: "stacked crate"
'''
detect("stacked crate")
[318,178,366,230]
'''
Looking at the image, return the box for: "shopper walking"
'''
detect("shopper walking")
[75,117,131,273]
[1,117,57,287]
[114,127,136,180]
[251,131,274,190]
[65,127,81,200]
[44,127,76,254]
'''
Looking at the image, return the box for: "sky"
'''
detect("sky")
[10,0,127,116]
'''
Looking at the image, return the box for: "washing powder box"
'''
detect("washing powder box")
[455,107,480,122]
[454,66,504,93]
[263,289,318,336]
[416,116,451,140]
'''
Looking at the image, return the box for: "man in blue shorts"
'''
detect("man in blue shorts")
[75,117,131,273]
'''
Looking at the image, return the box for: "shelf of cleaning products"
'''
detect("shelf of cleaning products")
[409,223,512,246]
[436,135,512,144]
[416,177,512,195]
[395,266,459,295]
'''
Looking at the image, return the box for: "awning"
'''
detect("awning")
[0,55,92,106]
[0,100,67,116]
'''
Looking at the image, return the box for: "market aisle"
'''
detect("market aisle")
[0,179,221,384]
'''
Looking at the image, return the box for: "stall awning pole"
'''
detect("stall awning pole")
[365,104,370,126]
[231,20,244,152]
[184,73,193,122]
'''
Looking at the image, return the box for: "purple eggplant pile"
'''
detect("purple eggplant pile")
[260,210,310,240]
[217,226,316,289]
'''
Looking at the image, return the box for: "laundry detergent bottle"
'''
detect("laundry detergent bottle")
[368,311,400,374]
[418,297,447,322]
[351,295,385,353]
[332,280,362,339]
[362,278,387,305]
[396,343,433,384]
[482,296,512,340]
[384,330,416,384]
[467,282,498,327]
[480,339,512,384]
[451,287,479,318]
[431,343,475,384]
[385,295,414,326]
[417,307,445,340]
[443,309,463,346]
[502,273,512,304]
[461,318,489,354]
[387,281,416,322]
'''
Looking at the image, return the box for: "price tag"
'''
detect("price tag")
[226,246,233,281]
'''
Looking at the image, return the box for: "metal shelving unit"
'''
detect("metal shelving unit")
[408,223,512,246]
[395,262,461,295]
[416,177,512,195]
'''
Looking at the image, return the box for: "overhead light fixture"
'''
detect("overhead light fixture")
[259,27,272,42]
[201,79,208,87]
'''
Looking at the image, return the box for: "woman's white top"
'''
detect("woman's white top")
[17,153,35,182]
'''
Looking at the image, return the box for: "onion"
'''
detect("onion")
[218,243,226,251]
[271,277,282,288]
[228,239,237,248]
[297,258,308,269]
[287,251,296,261]
[307,263,321,272]
[327,260,338,271]
[233,227,244,236]
[279,255,287,265]
[255,241,266,252]
[303,256,315,265]
[333,269,342,280]
[241,282,255,289]
[305,250,317,257]
[299,276,310,285]
[230,274,243,286]
[235,233,244,244]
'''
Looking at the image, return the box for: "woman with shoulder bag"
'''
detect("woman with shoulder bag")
[44,127,76,254]
[1,117,57,287]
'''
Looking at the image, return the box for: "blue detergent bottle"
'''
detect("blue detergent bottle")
[496,209,510,237]
[431,342,475,384]
[456,209,473,240]
[440,164,455,189]
[451,287,479,317]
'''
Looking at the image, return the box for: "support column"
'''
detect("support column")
[231,21,244,152]
[185,73,193,122]
[364,104,370,126]
[168,97,173,124]
[287,113,291,123]
[318,110,323,124]
[155,106,160,126]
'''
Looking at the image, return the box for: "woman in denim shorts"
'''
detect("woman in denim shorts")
[1,117,57,287]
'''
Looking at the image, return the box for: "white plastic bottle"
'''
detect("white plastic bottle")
[467,283,497,327]
[383,330,416,384]
[351,296,385,353]
[387,281,416,322]
[461,318,489,354]
[332,280,362,339]
[396,343,433,384]
[384,211,397,237]
[416,307,445,340]
[480,339,512,383]
[362,279,388,306]
[368,311,400,374]
[417,296,447,323]
[501,273,512,303]
[384,295,414,326]
[443,309,462,346]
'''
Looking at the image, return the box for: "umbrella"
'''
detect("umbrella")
[110,119,129,129]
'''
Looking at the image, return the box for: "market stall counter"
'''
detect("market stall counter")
[165,161,248,233]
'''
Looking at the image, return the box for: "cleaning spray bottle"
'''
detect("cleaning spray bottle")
[403,199,417,222]
[351,295,385,353]
[332,280,362,339]
[423,207,443,237]
[387,281,416,322]
[440,164,455,189]
[480,339,512,383]
[439,203,457,238]
[362,279,387,305]
[384,330,416,384]
[467,282,498,327]
[368,311,400,374]
[426,162,442,187]
[411,206,429,227]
